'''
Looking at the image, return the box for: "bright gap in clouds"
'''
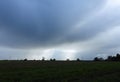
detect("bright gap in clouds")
[107,0,120,7]
[28,49,77,60]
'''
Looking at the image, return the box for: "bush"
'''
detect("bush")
[94,57,103,61]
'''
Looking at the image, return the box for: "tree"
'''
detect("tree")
[116,53,120,61]
[42,57,45,61]
[94,57,99,61]
[76,58,80,61]
[50,58,53,61]
[94,57,103,61]
[50,58,56,61]
[53,58,56,61]
[24,58,27,61]
[106,53,120,61]
[107,56,112,61]
[66,59,70,61]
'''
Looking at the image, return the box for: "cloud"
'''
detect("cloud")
[0,0,120,60]
[0,47,28,60]
[0,0,105,48]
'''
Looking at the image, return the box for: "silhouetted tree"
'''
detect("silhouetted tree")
[50,58,53,61]
[116,53,120,61]
[112,56,116,61]
[50,58,56,61]
[53,58,56,61]
[94,57,103,61]
[42,57,45,61]
[76,58,80,61]
[106,53,120,61]
[24,58,27,61]
[94,57,99,61]
[66,59,70,61]
[107,56,112,61]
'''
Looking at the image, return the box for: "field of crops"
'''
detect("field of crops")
[0,60,120,82]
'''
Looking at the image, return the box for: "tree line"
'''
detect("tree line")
[23,53,120,62]
[94,53,120,61]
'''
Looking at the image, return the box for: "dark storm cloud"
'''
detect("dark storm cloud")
[0,0,106,48]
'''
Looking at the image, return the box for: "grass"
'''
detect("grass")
[0,60,120,82]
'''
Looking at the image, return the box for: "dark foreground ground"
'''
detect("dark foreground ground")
[0,61,120,82]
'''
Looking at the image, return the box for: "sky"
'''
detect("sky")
[0,0,120,60]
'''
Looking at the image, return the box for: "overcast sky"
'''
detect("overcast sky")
[0,0,120,60]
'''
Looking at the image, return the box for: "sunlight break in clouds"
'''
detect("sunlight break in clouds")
[107,0,120,7]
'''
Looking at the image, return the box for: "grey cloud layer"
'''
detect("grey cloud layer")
[1,0,120,60]
[0,0,105,48]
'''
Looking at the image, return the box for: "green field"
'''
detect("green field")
[0,61,120,82]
